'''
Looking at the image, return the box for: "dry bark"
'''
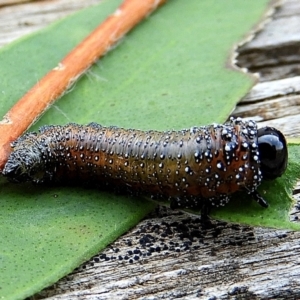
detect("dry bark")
[1,0,300,299]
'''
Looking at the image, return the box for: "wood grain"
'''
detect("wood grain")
[1,0,300,299]
[37,208,300,299]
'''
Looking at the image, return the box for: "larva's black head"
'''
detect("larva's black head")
[257,127,288,180]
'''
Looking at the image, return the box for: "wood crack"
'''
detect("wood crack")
[0,0,299,299]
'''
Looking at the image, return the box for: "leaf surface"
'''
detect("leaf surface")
[0,0,286,299]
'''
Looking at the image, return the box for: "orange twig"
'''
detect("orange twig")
[0,0,166,170]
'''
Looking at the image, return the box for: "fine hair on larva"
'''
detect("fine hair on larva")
[2,117,288,216]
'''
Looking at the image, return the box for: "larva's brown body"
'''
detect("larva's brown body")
[3,118,270,210]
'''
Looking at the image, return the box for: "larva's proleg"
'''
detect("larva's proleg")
[2,117,288,213]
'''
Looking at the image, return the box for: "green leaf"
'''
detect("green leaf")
[0,180,155,300]
[0,0,278,298]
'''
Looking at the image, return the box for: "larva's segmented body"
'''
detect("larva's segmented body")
[2,117,288,213]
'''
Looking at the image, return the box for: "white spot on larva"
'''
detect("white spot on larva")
[222,129,228,135]
[248,121,255,127]
[190,126,197,134]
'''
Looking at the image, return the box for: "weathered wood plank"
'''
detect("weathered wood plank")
[1,0,300,299]
[0,0,102,47]
[36,208,300,299]
[241,76,300,103]
[233,77,300,136]
[237,0,300,83]
[276,0,300,17]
